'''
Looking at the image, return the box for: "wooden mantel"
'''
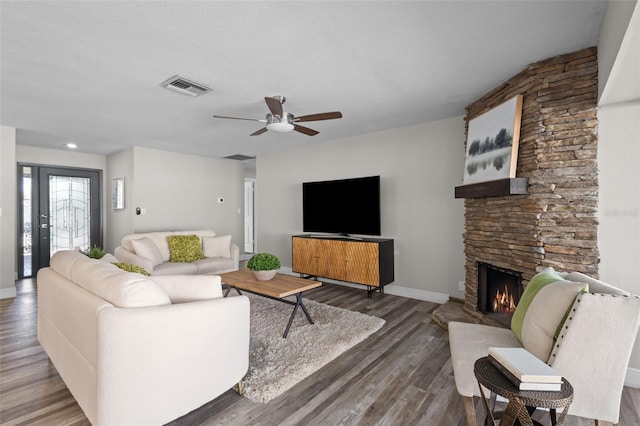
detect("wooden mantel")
[454,178,528,199]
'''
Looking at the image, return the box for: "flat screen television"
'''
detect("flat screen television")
[302,175,381,237]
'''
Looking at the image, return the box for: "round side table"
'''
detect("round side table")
[473,357,574,426]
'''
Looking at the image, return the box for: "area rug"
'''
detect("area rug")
[239,292,385,403]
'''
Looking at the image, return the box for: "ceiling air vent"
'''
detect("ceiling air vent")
[160,75,212,97]
[224,154,255,161]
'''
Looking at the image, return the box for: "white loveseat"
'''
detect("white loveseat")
[449,268,640,426]
[114,229,239,275]
[37,250,250,425]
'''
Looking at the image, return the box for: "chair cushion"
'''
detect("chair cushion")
[564,271,630,296]
[167,235,205,263]
[131,237,164,266]
[448,321,522,398]
[202,235,232,258]
[511,267,565,341]
[520,280,588,361]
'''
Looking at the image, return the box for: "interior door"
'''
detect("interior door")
[30,166,101,273]
[244,180,255,253]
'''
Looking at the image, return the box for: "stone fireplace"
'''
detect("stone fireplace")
[456,47,600,325]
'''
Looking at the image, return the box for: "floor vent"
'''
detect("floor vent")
[160,75,211,97]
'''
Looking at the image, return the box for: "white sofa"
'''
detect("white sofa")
[449,268,640,426]
[114,229,239,275]
[37,250,250,425]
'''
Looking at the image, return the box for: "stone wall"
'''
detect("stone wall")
[463,47,599,315]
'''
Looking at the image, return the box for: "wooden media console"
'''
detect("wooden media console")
[291,235,394,297]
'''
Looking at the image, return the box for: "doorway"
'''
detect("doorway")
[18,164,102,278]
[244,179,255,253]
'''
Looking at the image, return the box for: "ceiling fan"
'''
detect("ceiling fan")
[213,96,342,136]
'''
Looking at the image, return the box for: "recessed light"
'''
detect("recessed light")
[65,143,78,149]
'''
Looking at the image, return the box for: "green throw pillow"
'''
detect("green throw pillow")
[511,267,565,342]
[112,262,150,276]
[167,234,205,263]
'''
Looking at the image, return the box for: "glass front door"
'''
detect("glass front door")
[18,165,101,277]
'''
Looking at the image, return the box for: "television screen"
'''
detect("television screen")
[302,175,381,236]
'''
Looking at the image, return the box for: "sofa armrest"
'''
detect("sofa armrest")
[96,295,250,426]
[152,274,223,303]
[114,245,154,274]
[549,293,640,423]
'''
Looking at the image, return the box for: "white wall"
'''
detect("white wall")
[118,147,244,250]
[0,126,17,298]
[598,101,640,374]
[106,147,134,252]
[256,117,466,302]
[598,0,640,378]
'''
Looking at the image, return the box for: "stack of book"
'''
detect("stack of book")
[488,347,563,391]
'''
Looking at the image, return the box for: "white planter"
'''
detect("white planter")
[251,270,277,281]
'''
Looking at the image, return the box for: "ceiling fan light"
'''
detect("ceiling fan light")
[266,122,294,133]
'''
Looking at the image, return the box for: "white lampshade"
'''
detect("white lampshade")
[266,122,294,133]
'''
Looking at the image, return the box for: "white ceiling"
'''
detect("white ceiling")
[1,1,608,161]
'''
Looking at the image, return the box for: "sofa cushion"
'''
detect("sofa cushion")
[511,267,565,341]
[202,235,231,258]
[50,250,171,308]
[167,235,206,263]
[193,257,236,275]
[151,275,223,303]
[521,280,588,361]
[100,253,119,263]
[131,237,164,266]
[152,261,199,276]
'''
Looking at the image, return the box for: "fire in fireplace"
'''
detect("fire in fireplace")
[477,262,523,324]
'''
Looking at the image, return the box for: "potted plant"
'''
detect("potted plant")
[81,245,105,259]
[246,252,281,281]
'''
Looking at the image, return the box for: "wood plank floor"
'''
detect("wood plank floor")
[1,279,639,425]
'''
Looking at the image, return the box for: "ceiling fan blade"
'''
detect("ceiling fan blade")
[294,124,319,136]
[250,127,268,136]
[264,97,284,117]
[213,115,262,122]
[294,111,343,122]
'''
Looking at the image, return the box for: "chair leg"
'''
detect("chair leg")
[594,421,614,426]
[463,396,477,426]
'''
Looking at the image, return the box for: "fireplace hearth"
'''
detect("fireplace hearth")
[477,262,523,326]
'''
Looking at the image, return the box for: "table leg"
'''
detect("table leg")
[223,285,242,297]
[283,293,314,338]
[478,383,497,426]
[500,399,534,426]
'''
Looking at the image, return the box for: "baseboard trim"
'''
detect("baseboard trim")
[0,286,17,299]
[626,367,640,389]
[278,267,449,304]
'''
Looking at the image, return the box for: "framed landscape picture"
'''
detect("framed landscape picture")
[463,94,523,185]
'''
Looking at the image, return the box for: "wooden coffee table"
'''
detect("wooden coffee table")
[220,270,323,338]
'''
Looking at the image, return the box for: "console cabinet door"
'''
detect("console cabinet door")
[344,242,380,285]
[292,237,333,277]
